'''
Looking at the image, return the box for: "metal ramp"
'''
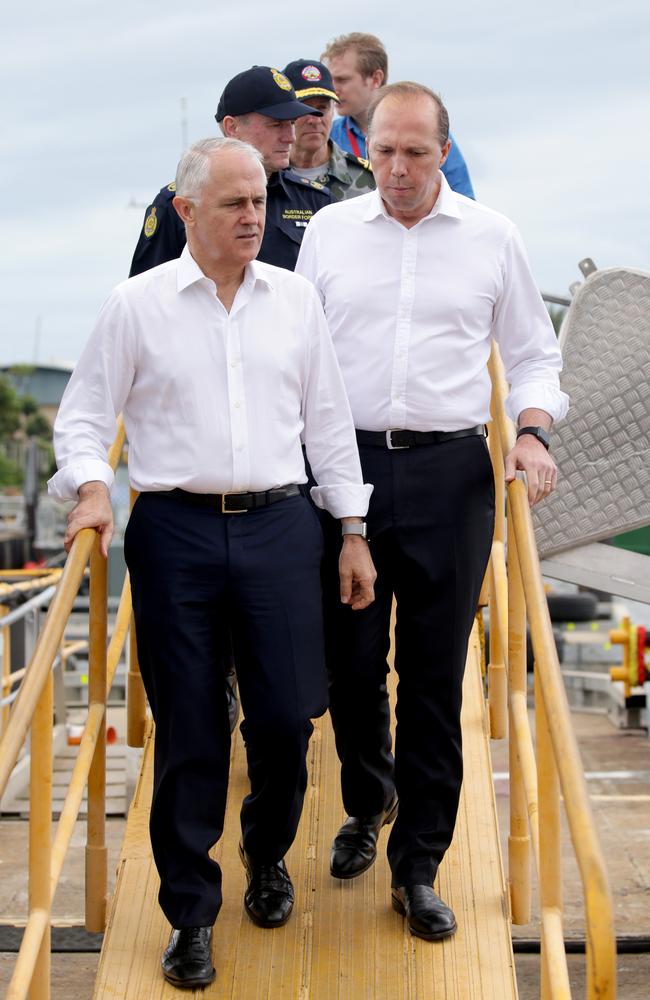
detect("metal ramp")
[93,624,517,999]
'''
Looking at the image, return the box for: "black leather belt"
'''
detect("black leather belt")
[355,425,486,450]
[155,484,301,513]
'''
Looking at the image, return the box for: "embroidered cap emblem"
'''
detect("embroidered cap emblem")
[271,69,292,91]
[301,65,322,82]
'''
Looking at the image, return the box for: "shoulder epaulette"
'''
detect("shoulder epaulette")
[345,152,372,172]
[282,168,330,193]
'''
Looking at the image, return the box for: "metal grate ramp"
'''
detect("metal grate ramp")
[93,625,517,999]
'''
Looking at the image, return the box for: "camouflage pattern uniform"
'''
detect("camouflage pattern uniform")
[293,140,374,202]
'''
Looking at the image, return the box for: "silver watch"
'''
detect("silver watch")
[341,521,368,540]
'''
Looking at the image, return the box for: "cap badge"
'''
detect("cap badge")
[271,69,292,91]
[143,207,158,239]
[301,65,322,82]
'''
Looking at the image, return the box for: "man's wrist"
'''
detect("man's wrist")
[78,480,110,499]
[341,517,368,541]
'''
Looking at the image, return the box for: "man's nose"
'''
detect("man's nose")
[241,200,260,224]
[280,122,296,143]
[390,154,408,177]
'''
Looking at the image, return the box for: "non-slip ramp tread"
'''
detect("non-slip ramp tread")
[93,626,517,999]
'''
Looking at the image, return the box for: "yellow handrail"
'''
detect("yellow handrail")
[487,346,617,997]
[0,422,125,799]
[1,420,132,1000]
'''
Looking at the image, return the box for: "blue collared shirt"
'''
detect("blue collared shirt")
[330,114,476,200]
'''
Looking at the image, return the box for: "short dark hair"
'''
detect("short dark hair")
[367,82,449,145]
[321,32,388,82]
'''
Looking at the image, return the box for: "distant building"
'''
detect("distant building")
[1,363,73,425]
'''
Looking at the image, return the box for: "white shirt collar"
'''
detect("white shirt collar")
[176,244,274,293]
[363,172,462,226]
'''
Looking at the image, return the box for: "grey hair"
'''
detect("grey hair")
[175,137,264,200]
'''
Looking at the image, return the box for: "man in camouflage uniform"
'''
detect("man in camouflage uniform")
[283,60,374,201]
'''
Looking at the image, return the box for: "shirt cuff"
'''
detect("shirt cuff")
[506,383,570,425]
[47,460,115,502]
[309,483,373,519]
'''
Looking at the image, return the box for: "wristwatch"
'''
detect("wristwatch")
[341,521,368,540]
[516,425,550,451]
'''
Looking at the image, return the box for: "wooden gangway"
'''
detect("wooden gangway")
[93,624,518,999]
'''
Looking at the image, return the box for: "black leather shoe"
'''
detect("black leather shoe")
[391,885,457,941]
[161,926,215,989]
[239,843,294,928]
[330,795,398,879]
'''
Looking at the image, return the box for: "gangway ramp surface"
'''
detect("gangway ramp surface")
[94,625,517,999]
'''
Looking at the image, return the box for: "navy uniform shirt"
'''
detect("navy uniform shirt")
[129,171,331,277]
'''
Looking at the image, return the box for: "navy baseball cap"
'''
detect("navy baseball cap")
[215,66,323,123]
[283,60,340,103]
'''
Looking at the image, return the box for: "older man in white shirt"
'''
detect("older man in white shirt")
[50,137,375,989]
[296,82,567,942]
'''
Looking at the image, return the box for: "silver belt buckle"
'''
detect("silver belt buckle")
[221,493,248,514]
[386,429,408,450]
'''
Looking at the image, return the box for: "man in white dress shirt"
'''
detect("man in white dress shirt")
[50,137,376,989]
[296,82,567,941]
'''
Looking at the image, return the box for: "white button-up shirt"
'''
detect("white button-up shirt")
[49,247,371,519]
[296,175,569,431]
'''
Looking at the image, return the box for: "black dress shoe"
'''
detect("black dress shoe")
[391,885,457,941]
[161,926,215,988]
[239,843,294,928]
[330,795,398,879]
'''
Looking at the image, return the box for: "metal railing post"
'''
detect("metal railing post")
[28,671,53,1000]
[1,604,11,737]
[85,536,108,933]
[487,416,508,738]
[507,514,531,924]
[535,669,571,999]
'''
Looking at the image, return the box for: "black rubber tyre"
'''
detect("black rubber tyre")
[546,592,598,623]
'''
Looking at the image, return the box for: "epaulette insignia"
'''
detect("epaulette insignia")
[357,156,372,172]
[143,207,158,239]
[167,182,176,192]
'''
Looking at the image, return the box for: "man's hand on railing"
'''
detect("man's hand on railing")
[64,481,114,557]
[505,436,557,507]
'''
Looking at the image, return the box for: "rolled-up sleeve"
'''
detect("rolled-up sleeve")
[492,226,569,424]
[48,290,136,500]
[300,288,372,518]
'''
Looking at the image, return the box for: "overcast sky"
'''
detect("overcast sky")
[1,0,648,366]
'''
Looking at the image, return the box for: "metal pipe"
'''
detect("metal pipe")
[0,586,57,630]
[507,514,531,924]
[28,671,53,1000]
[85,537,108,933]
[536,669,566,998]
[489,348,617,996]
[0,421,125,800]
[5,909,49,1000]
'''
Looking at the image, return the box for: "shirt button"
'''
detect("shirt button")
[231,359,239,367]
[234,401,241,408]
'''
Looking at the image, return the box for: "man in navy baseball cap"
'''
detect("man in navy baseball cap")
[216,65,323,122]
[130,65,330,277]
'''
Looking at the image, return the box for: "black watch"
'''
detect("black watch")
[516,425,550,450]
